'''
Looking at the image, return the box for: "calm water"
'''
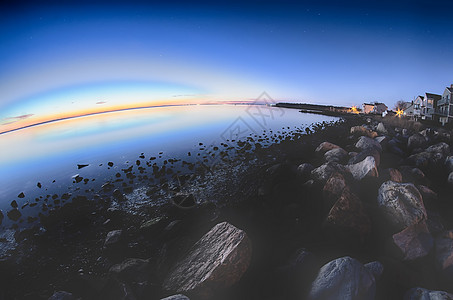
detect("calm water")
[0,105,338,226]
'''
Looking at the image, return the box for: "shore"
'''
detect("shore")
[2,114,453,299]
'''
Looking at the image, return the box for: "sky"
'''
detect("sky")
[1,0,453,133]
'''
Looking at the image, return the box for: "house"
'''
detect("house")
[435,84,453,125]
[420,92,441,120]
[362,102,388,114]
[403,96,423,120]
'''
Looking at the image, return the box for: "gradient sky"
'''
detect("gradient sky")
[1,0,453,133]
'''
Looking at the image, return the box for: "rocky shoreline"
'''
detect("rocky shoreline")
[2,115,453,299]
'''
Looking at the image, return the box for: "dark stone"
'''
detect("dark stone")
[7,209,21,221]
[171,193,196,209]
[48,291,76,300]
[404,287,453,300]
[77,164,89,169]
[18,192,25,198]
[323,172,347,209]
[324,148,348,164]
[10,200,18,208]
[104,230,123,247]
[407,133,428,151]
[348,148,380,167]
[380,168,403,183]
[160,295,190,300]
[391,221,433,261]
[315,142,340,155]
[355,136,382,152]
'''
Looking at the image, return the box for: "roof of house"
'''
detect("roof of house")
[425,93,442,100]
[416,95,424,99]
[447,87,453,93]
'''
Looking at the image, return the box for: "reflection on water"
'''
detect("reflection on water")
[0,105,337,220]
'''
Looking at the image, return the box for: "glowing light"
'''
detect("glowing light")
[396,108,404,117]
[349,106,359,114]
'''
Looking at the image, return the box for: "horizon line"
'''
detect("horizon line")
[0,102,267,135]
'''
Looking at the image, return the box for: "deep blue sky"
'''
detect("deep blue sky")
[1,0,453,130]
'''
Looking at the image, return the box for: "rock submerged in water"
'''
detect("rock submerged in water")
[163,222,251,297]
[377,181,427,233]
[308,256,376,300]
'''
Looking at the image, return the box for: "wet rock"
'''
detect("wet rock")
[380,168,403,183]
[448,172,453,186]
[348,148,380,167]
[377,181,427,232]
[18,192,25,198]
[350,126,378,138]
[112,189,125,201]
[408,133,428,151]
[323,172,347,209]
[364,261,384,281]
[347,156,378,181]
[434,230,453,272]
[37,182,42,188]
[160,295,190,300]
[104,230,123,247]
[325,189,371,239]
[311,162,350,183]
[391,221,433,261]
[324,148,348,164]
[108,162,114,167]
[140,217,164,232]
[109,258,150,282]
[10,200,18,208]
[296,163,314,181]
[308,256,376,300]
[315,142,340,155]
[0,210,3,225]
[404,287,453,300]
[48,291,76,300]
[77,164,89,169]
[163,222,251,297]
[355,136,382,152]
[376,122,387,135]
[7,209,21,221]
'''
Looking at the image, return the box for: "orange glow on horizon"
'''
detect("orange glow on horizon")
[0,98,257,134]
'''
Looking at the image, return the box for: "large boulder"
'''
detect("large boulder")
[434,230,453,272]
[391,221,433,261]
[347,156,378,181]
[377,181,427,232]
[308,256,376,300]
[348,148,380,167]
[399,166,426,185]
[324,148,348,164]
[407,133,428,151]
[311,162,350,183]
[376,122,388,135]
[109,258,150,282]
[163,222,251,297]
[380,168,403,183]
[297,163,315,181]
[315,142,340,155]
[104,230,123,247]
[323,172,347,209]
[406,143,450,171]
[355,136,382,152]
[325,189,371,239]
[404,287,453,300]
[350,126,378,138]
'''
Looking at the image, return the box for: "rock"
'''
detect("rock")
[311,162,350,183]
[391,221,433,260]
[417,185,438,208]
[323,172,347,209]
[347,156,378,181]
[375,136,388,145]
[325,189,371,239]
[160,295,190,300]
[408,133,428,151]
[77,164,89,169]
[434,230,453,271]
[445,156,453,173]
[404,287,453,300]
[426,142,450,157]
[377,181,427,232]
[315,142,340,155]
[399,166,426,185]
[7,209,21,221]
[48,291,76,300]
[348,148,380,167]
[104,230,123,247]
[140,217,164,232]
[448,172,453,186]
[350,126,378,138]
[308,256,375,300]
[10,200,18,208]
[163,222,251,297]
[112,189,124,201]
[376,122,387,134]
[364,261,384,280]
[324,148,348,163]
[109,258,149,281]
[380,168,403,183]
[296,163,314,180]
[355,136,382,152]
